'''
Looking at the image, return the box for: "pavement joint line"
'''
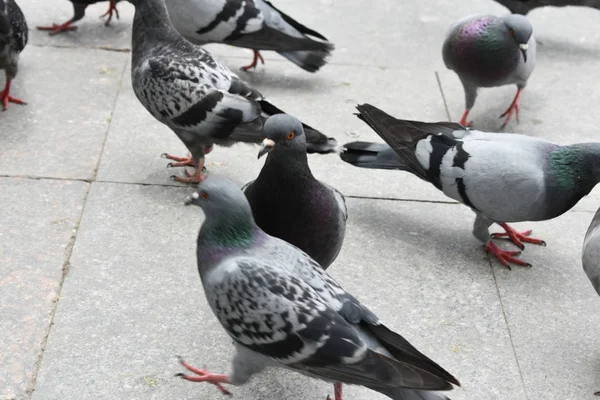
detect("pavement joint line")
[29,42,131,53]
[435,70,452,122]
[489,263,531,400]
[23,55,131,399]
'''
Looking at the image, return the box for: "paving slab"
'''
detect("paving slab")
[96,58,450,201]
[31,182,523,399]
[0,177,89,400]
[0,46,128,180]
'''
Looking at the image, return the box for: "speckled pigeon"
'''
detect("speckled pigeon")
[493,0,600,14]
[127,0,337,183]
[583,207,600,296]
[178,176,460,400]
[37,0,121,35]
[442,14,536,128]
[242,114,347,269]
[165,0,334,72]
[0,0,27,110]
[343,103,600,269]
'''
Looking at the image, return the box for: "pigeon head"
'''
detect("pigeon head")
[185,176,252,216]
[257,114,307,159]
[500,14,533,62]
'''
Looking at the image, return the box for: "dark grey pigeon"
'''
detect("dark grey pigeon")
[165,0,334,72]
[37,0,121,35]
[0,0,27,111]
[493,0,600,14]
[340,141,406,170]
[178,176,460,400]
[583,207,600,296]
[343,103,600,269]
[127,0,337,183]
[442,14,535,128]
[242,114,347,269]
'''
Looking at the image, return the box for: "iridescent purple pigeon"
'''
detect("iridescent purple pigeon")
[442,14,536,128]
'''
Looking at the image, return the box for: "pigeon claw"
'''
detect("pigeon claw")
[240,50,265,72]
[485,241,532,270]
[176,356,231,395]
[493,223,546,249]
[459,110,473,127]
[161,153,195,166]
[100,0,120,25]
[0,80,26,111]
[499,88,523,129]
[37,21,78,35]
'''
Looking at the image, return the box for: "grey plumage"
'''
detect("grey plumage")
[345,103,600,269]
[128,0,336,183]
[165,0,333,72]
[0,0,27,110]
[179,176,459,399]
[442,14,536,128]
[242,114,347,269]
[340,141,406,170]
[583,207,600,296]
[493,0,600,14]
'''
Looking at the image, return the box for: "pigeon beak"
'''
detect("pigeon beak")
[184,191,200,206]
[257,138,275,159]
[519,43,528,63]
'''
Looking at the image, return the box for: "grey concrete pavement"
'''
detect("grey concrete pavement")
[2,0,600,399]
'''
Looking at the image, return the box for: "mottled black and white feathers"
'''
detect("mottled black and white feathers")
[165,0,334,72]
[583,207,600,296]
[129,0,336,170]
[345,104,600,244]
[493,0,600,14]
[185,176,459,399]
[0,0,27,72]
[242,114,347,269]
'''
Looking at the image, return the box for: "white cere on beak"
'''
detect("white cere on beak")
[262,138,276,147]
[519,43,529,50]
[191,192,200,199]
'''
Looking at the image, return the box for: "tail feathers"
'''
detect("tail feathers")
[370,387,451,400]
[278,47,333,73]
[367,323,460,388]
[340,141,406,170]
[259,100,339,154]
[263,0,329,41]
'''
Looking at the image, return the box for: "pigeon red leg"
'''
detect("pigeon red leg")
[0,80,26,111]
[499,88,523,128]
[36,20,78,35]
[240,50,265,71]
[176,357,231,395]
[459,110,472,127]
[485,241,531,270]
[163,152,195,168]
[492,222,546,250]
[170,158,207,183]
[100,0,120,25]
[326,383,343,400]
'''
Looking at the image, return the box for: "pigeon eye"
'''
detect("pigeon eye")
[201,191,209,200]
[287,131,295,140]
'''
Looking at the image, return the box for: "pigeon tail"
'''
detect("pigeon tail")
[277,46,333,73]
[370,387,452,400]
[341,141,407,170]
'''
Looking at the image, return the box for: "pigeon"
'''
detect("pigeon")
[339,141,406,171]
[178,176,460,400]
[242,114,347,269]
[37,0,121,35]
[342,103,600,269]
[127,0,337,183]
[165,0,334,73]
[492,0,600,14]
[0,0,27,111]
[442,14,536,128]
[583,207,600,296]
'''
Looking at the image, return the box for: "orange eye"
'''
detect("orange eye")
[201,191,209,200]
[287,131,295,140]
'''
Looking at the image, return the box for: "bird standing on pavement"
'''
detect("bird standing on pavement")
[243,114,347,269]
[341,103,600,269]
[492,0,600,14]
[128,0,336,183]
[165,0,334,72]
[442,14,535,128]
[0,0,27,111]
[583,207,600,296]
[37,0,121,36]
[178,176,460,400]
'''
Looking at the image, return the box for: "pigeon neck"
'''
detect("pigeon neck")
[264,146,313,178]
[199,210,259,250]
[550,143,600,197]
[132,0,179,47]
